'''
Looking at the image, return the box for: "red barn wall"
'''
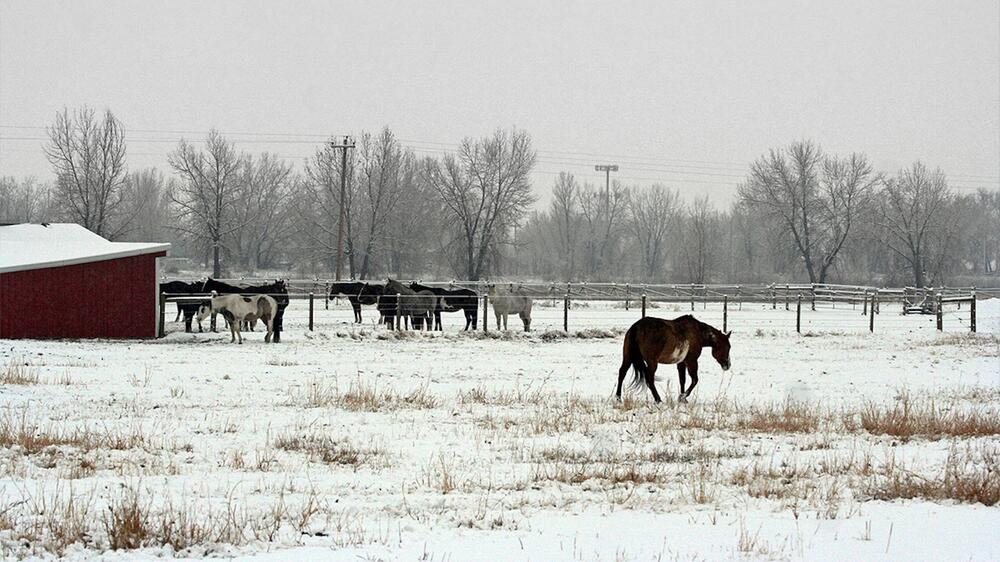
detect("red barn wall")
[0,252,165,339]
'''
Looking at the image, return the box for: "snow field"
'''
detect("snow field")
[0,300,997,560]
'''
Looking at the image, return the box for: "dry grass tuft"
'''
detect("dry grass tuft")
[1,359,40,385]
[274,433,379,467]
[531,461,663,485]
[868,447,1000,506]
[737,401,821,433]
[291,377,437,411]
[857,394,1000,439]
[0,410,149,459]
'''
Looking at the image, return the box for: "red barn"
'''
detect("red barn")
[0,223,170,339]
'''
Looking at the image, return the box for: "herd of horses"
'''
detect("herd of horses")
[160,278,535,336]
[160,278,733,403]
[327,279,534,332]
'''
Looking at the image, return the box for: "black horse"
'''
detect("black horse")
[328,281,378,323]
[409,282,479,330]
[159,280,208,333]
[200,278,289,342]
[359,283,398,329]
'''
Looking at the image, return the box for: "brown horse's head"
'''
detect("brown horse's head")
[710,330,732,371]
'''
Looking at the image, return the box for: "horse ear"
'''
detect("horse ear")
[725,330,733,338]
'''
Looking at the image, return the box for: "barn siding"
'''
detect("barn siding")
[0,252,165,339]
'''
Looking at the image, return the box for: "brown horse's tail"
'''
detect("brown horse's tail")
[624,325,648,390]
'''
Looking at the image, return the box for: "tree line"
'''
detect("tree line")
[521,141,999,287]
[1,107,997,286]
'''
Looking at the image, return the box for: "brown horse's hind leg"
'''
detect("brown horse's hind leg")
[616,358,630,401]
[645,362,662,403]
[677,363,688,403]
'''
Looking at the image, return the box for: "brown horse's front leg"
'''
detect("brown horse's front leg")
[677,363,688,403]
[683,360,699,401]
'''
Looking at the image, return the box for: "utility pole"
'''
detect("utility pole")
[331,136,355,281]
[594,164,619,212]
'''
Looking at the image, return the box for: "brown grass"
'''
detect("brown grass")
[291,377,438,411]
[2,483,328,557]
[0,360,39,385]
[857,394,1000,439]
[530,461,663,485]
[0,410,145,454]
[274,433,379,467]
[868,448,1000,506]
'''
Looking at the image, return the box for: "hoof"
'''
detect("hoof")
[678,394,688,404]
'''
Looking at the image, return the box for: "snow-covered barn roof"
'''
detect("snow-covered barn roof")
[0,223,170,274]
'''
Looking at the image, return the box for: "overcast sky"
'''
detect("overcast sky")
[1,0,998,205]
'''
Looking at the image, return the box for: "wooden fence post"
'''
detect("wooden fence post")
[324,283,330,309]
[483,293,489,333]
[690,284,695,311]
[811,284,816,311]
[771,286,776,310]
[936,294,943,331]
[641,294,647,318]
[308,292,314,331]
[723,295,728,333]
[785,284,790,311]
[869,292,876,332]
[796,292,802,333]
[625,283,630,311]
[862,290,868,315]
[563,293,569,332]
[970,291,977,333]
[158,292,167,338]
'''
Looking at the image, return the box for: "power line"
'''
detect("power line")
[2,129,998,187]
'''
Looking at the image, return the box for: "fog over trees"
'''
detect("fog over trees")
[2,106,998,286]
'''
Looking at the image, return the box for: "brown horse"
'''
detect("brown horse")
[616,315,731,403]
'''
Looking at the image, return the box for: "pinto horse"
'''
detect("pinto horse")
[616,315,731,403]
[409,282,479,331]
[196,293,277,344]
[200,278,289,342]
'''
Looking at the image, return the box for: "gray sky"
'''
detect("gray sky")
[1,0,998,205]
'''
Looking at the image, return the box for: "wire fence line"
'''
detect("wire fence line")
[159,280,988,336]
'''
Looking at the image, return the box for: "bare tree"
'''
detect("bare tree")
[231,153,294,270]
[626,184,679,279]
[877,162,953,286]
[0,176,52,223]
[168,131,244,277]
[44,107,134,238]
[579,180,630,279]
[550,172,582,279]
[353,128,411,278]
[118,169,172,242]
[738,141,877,283]
[423,128,536,280]
[681,196,721,283]
[296,139,358,275]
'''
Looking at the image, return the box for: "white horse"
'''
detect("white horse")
[197,293,277,344]
[488,283,533,332]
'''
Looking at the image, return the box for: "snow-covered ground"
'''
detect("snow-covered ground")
[1,299,998,561]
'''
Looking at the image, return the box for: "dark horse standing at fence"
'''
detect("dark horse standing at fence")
[328,281,378,323]
[200,278,290,342]
[617,315,731,403]
[160,280,208,333]
[409,282,479,331]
